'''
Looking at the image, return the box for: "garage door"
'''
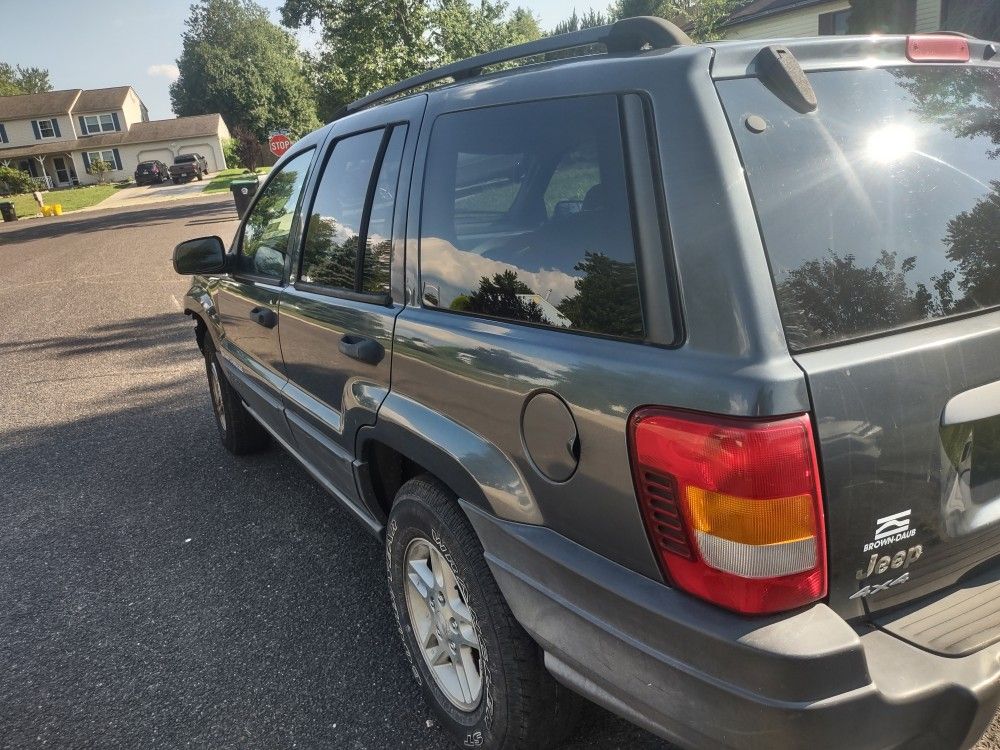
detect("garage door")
[177,144,219,172]
[137,148,173,165]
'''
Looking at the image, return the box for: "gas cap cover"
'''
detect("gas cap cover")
[521,392,579,482]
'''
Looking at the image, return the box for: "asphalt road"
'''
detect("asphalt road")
[0,199,668,750]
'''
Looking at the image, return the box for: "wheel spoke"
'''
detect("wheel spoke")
[451,649,475,704]
[407,556,436,602]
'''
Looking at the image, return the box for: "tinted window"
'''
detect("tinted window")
[238,149,313,280]
[362,127,406,294]
[300,126,406,295]
[419,96,644,339]
[300,129,383,289]
[719,66,1000,350]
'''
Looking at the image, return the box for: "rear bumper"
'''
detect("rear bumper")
[462,502,1000,750]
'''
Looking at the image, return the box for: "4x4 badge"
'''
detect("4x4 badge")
[850,572,910,600]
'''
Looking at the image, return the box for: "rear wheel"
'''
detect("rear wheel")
[386,477,580,749]
[202,337,269,455]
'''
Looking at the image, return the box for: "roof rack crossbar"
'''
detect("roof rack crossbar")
[342,16,692,115]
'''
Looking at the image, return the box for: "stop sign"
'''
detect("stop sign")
[269,132,292,157]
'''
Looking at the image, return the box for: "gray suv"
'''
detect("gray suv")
[173,18,1000,749]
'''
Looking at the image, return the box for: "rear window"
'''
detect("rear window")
[419,95,644,339]
[718,65,1000,350]
[175,155,196,163]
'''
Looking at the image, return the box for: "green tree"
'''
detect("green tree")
[944,181,1000,311]
[432,0,541,64]
[556,252,643,337]
[0,63,52,96]
[610,0,738,41]
[171,0,320,140]
[551,8,608,35]
[466,270,545,322]
[281,0,541,116]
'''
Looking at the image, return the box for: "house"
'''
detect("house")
[0,86,229,188]
[721,0,949,40]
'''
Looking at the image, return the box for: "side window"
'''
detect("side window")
[362,127,406,294]
[419,96,644,339]
[239,149,313,280]
[300,125,406,296]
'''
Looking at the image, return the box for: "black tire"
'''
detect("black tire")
[386,477,580,750]
[172,178,180,184]
[196,172,203,181]
[202,337,269,455]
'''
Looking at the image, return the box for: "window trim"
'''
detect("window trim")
[232,147,317,285]
[82,113,117,135]
[292,123,404,306]
[37,119,56,138]
[86,150,119,169]
[414,93,679,346]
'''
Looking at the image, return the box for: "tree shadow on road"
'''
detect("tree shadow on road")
[1,312,195,365]
[0,199,238,247]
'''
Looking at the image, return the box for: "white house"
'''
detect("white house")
[721,0,952,40]
[0,86,229,188]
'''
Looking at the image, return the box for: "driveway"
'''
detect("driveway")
[0,198,667,750]
[89,178,214,212]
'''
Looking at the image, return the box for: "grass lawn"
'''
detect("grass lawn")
[203,167,270,195]
[6,183,125,218]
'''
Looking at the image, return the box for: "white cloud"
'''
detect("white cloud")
[147,64,180,81]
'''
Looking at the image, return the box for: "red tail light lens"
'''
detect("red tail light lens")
[629,408,827,615]
[907,35,970,62]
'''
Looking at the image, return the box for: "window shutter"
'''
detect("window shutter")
[82,152,91,172]
[0,124,7,144]
[52,119,61,137]
[31,120,41,139]
[79,116,88,135]
[112,149,123,171]
[111,112,121,131]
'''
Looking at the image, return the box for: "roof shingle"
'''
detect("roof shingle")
[0,89,82,120]
[74,86,132,114]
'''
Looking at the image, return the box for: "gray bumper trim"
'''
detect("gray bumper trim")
[461,502,1000,750]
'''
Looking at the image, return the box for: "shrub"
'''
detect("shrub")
[222,138,242,170]
[0,165,35,195]
[89,159,112,184]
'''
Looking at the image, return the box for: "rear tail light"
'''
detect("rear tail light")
[907,35,970,62]
[629,408,827,615]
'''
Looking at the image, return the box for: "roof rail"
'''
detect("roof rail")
[341,16,692,115]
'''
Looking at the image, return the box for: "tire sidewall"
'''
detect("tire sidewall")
[203,347,229,443]
[386,493,508,749]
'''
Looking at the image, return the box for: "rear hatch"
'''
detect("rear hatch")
[716,42,1000,639]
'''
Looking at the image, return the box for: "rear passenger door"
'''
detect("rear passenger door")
[279,98,422,508]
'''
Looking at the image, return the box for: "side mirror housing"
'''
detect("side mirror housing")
[173,236,226,275]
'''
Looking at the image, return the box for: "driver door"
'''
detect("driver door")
[213,149,314,442]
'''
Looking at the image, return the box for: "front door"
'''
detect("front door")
[212,148,315,444]
[53,157,70,185]
[279,100,418,506]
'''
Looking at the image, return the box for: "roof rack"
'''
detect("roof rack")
[342,16,692,115]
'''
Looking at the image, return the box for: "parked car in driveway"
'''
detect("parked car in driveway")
[168,153,208,183]
[172,19,1000,750]
[134,160,169,185]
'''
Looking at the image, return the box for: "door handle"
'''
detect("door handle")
[339,334,384,365]
[249,307,278,329]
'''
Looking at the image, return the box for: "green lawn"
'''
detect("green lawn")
[203,168,270,194]
[6,183,124,218]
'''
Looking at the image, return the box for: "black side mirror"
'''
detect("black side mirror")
[173,236,226,275]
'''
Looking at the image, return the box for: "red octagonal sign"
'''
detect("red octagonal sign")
[269,133,292,158]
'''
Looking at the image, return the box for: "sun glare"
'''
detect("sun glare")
[865,124,917,163]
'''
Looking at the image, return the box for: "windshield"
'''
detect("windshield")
[718,65,1000,350]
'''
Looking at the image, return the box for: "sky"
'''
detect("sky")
[2,0,576,120]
